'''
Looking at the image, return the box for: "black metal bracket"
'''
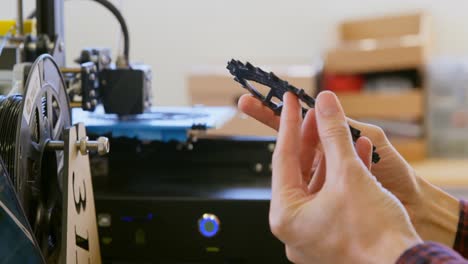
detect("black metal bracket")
[35,0,65,66]
[226,59,380,163]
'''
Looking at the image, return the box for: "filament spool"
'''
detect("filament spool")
[0,54,71,261]
[0,95,22,179]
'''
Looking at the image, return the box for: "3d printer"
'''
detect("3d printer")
[0,0,289,263]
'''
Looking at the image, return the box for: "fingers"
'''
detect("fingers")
[285,245,306,264]
[270,93,306,241]
[356,136,373,170]
[300,109,320,181]
[347,118,390,147]
[315,91,357,173]
[272,92,304,195]
[238,94,280,130]
[238,94,389,154]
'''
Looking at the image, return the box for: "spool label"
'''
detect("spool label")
[23,67,41,125]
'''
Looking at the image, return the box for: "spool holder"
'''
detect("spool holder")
[46,136,110,156]
[60,123,103,264]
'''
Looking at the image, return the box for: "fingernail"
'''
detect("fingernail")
[317,92,340,117]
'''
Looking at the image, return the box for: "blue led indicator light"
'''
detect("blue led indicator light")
[198,214,220,238]
[147,213,153,220]
[121,216,134,222]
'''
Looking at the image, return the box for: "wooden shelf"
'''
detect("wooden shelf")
[325,40,428,73]
[391,138,427,162]
[336,90,423,120]
[324,12,432,74]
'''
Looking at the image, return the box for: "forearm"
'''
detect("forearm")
[414,177,459,247]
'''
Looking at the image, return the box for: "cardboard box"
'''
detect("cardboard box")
[207,112,277,137]
[412,159,468,188]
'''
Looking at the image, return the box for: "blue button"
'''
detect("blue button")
[198,214,220,238]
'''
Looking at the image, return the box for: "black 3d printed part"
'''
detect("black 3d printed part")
[226,59,380,163]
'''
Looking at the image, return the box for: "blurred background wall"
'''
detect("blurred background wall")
[1,0,468,105]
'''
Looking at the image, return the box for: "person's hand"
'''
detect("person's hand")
[269,92,421,263]
[346,121,459,247]
[238,92,459,247]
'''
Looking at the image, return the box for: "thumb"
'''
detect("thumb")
[315,91,357,169]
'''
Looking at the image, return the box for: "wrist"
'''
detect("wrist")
[353,229,422,264]
[413,176,459,246]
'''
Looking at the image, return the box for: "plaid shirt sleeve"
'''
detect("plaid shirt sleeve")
[454,200,468,258]
[396,200,468,263]
[397,242,467,263]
